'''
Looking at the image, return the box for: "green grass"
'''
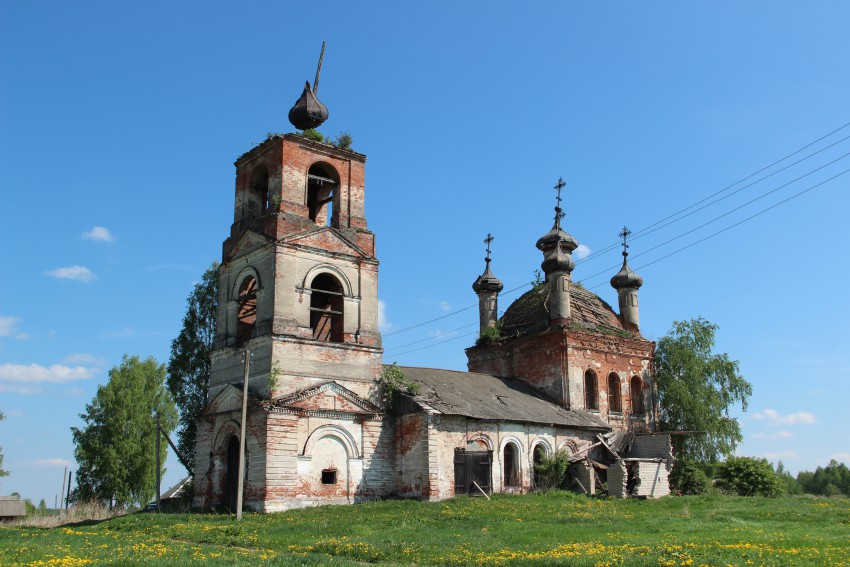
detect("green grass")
[1,493,849,566]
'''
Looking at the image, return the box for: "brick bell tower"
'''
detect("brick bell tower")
[194,45,388,512]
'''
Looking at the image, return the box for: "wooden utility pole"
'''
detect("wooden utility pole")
[236,349,250,521]
[155,412,161,512]
[65,471,72,511]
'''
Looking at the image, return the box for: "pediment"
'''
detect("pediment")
[279,228,375,261]
[231,230,270,258]
[275,381,382,415]
[203,384,243,416]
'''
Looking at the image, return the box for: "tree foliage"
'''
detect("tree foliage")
[0,410,8,482]
[654,318,752,462]
[378,363,421,408]
[167,263,219,471]
[670,460,712,495]
[717,456,784,497]
[71,355,177,508]
[532,450,571,491]
[797,459,850,497]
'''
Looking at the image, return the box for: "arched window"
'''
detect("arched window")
[310,273,344,342]
[307,163,339,227]
[532,444,547,489]
[584,370,599,411]
[250,164,269,216]
[631,376,644,414]
[503,443,519,488]
[608,373,622,413]
[236,276,257,346]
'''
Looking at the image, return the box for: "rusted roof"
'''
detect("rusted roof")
[396,366,610,431]
[501,282,631,337]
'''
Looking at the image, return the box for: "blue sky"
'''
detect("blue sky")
[1,2,848,506]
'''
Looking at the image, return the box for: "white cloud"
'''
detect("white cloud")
[45,265,96,282]
[0,363,98,384]
[575,243,591,259]
[0,316,21,337]
[762,451,798,461]
[430,329,457,338]
[0,384,43,394]
[143,264,192,272]
[22,458,72,468]
[438,301,452,312]
[378,300,394,332]
[752,408,816,426]
[81,226,115,243]
[751,432,766,439]
[773,430,794,440]
[65,386,84,396]
[61,353,105,366]
[830,452,850,466]
[3,409,23,417]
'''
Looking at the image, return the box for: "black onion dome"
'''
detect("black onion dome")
[472,260,504,294]
[535,224,578,275]
[288,81,329,130]
[610,255,644,290]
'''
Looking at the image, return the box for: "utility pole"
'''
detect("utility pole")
[236,348,250,521]
[155,412,161,512]
[65,470,72,511]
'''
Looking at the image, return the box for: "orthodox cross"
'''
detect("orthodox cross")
[619,225,632,256]
[553,178,566,225]
[484,233,494,262]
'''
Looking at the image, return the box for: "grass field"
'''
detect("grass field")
[1,493,848,566]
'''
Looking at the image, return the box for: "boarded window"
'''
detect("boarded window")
[608,373,622,413]
[454,449,492,496]
[585,370,599,411]
[236,276,258,346]
[631,376,644,414]
[310,273,344,342]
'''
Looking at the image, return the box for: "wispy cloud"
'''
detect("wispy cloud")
[438,301,452,312]
[378,300,395,333]
[830,452,850,466]
[61,353,106,366]
[752,408,816,426]
[143,264,193,272]
[101,327,158,339]
[3,409,23,417]
[773,430,794,439]
[45,265,96,282]
[20,458,72,468]
[762,451,798,461]
[430,329,457,338]
[0,384,43,394]
[0,316,27,340]
[0,362,99,385]
[65,386,84,396]
[575,243,591,259]
[81,226,115,243]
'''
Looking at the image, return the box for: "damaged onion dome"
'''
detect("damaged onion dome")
[288,81,329,130]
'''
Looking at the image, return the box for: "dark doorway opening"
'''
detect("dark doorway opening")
[224,436,240,512]
[454,449,493,496]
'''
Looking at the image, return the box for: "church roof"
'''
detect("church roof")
[396,366,610,431]
[500,281,631,337]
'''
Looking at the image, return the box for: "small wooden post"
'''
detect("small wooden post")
[236,349,250,521]
[60,467,67,514]
[65,471,72,510]
[155,413,161,512]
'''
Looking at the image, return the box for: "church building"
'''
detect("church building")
[192,56,671,512]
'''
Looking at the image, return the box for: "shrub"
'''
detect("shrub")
[475,326,502,347]
[333,132,353,150]
[378,363,420,408]
[671,460,712,495]
[717,456,784,497]
[533,450,571,491]
[302,128,324,142]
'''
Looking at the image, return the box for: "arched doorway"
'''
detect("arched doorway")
[503,443,519,488]
[224,436,240,512]
[532,444,546,489]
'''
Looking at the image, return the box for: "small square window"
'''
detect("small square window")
[321,469,337,485]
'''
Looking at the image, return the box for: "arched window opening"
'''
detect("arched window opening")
[236,276,257,346]
[250,164,270,215]
[585,370,599,411]
[310,273,344,342]
[503,443,519,488]
[307,163,339,227]
[608,373,622,413]
[631,376,644,414]
[532,444,546,489]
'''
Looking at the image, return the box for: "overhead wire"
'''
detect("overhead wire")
[381,121,850,349]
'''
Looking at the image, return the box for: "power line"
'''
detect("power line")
[385,331,480,359]
[574,123,850,264]
[384,322,477,352]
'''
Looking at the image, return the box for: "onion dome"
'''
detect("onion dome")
[536,219,578,275]
[288,81,329,130]
[472,258,504,294]
[610,252,643,289]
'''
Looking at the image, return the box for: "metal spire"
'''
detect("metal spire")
[553,178,566,228]
[618,225,632,258]
[484,233,494,263]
